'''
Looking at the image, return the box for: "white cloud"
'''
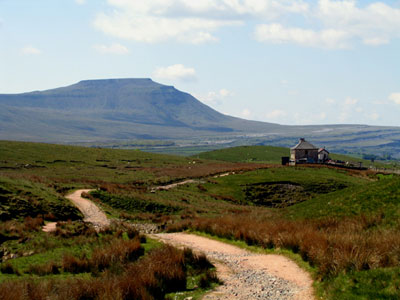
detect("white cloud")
[198,88,234,105]
[339,97,360,122]
[288,90,300,96]
[317,112,327,121]
[368,112,380,121]
[219,88,232,97]
[94,0,307,44]
[265,109,287,119]
[93,43,129,54]
[241,108,252,118]
[75,0,86,4]
[254,0,400,48]
[94,0,400,48]
[94,12,229,44]
[255,23,350,49]
[293,111,327,125]
[344,97,359,106]
[280,79,288,86]
[21,46,42,55]
[363,37,389,46]
[316,0,400,47]
[326,98,336,104]
[153,64,196,81]
[389,93,400,105]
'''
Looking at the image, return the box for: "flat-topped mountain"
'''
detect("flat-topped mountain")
[0,78,282,141]
[1,78,400,158]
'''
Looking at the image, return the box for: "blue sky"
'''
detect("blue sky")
[1,0,400,126]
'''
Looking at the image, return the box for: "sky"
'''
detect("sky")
[1,0,400,126]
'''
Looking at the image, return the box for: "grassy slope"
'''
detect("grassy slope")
[2,141,400,299]
[0,141,267,187]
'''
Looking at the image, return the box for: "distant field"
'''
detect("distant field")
[193,145,399,169]
[193,145,288,163]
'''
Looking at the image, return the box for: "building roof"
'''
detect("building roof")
[319,148,329,154]
[290,138,318,150]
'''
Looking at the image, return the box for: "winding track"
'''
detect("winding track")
[42,189,110,232]
[44,189,315,299]
[153,233,315,300]
[65,189,110,230]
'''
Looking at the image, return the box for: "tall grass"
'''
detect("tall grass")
[168,214,400,278]
[0,245,216,300]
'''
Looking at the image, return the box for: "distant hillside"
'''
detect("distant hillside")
[195,145,396,168]
[0,78,281,142]
[1,78,400,158]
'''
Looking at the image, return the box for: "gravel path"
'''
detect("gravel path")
[153,233,315,300]
[65,189,110,230]
[152,172,235,192]
[151,179,200,192]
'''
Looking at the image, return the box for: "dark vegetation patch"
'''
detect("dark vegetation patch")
[243,180,348,208]
[90,190,181,214]
[0,178,81,222]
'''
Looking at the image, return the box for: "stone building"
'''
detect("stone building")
[318,148,330,163]
[290,138,319,163]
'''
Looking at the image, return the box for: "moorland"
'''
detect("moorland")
[1,141,400,299]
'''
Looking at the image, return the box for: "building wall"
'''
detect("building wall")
[318,151,329,162]
[291,149,318,162]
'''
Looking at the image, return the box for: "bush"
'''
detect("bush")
[199,270,220,288]
[23,216,44,231]
[62,254,90,274]
[27,262,59,276]
[183,248,213,274]
[0,262,20,275]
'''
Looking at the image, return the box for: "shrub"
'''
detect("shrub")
[27,262,60,276]
[90,238,143,272]
[183,248,213,274]
[62,254,90,274]
[0,262,19,275]
[199,270,220,288]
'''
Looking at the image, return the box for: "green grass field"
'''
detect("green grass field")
[194,144,399,169]
[1,141,400,299]
[194,145,288,163]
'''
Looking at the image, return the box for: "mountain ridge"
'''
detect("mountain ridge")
[1,78,400,158]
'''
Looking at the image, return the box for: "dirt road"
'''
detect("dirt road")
[65,189,110,230]
[153,233,315,300]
